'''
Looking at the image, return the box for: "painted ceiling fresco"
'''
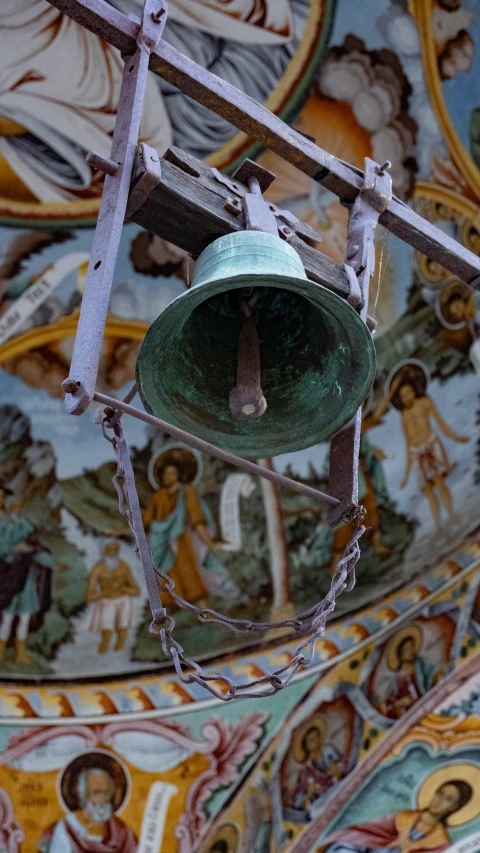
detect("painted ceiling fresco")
[1,0,480,850]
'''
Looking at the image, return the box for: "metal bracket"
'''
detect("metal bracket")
[212,160,320,247]
[226,159,278,236]
[343,158,392,318]
[61,0,168,415]
[327,158,393,526]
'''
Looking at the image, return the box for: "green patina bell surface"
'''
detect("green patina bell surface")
[136,231,376,458]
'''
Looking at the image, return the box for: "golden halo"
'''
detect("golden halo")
[417,764,480,826]
[148,444,202,490]
[204,823,240,853]
[293,715,326,763]
[436,280,474,331]
[386,625,423,672]
[58,749,130,814]
[385,360,430,411]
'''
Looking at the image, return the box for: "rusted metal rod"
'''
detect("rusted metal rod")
[49,0,480,286]
[229,310,267,420]
[93,391,340,509]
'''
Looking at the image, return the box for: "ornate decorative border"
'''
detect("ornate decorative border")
[0,532,477,719]
[0,313,148,364]
[291,647,480,853]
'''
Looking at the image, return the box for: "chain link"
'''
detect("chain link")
[102,416,365,700]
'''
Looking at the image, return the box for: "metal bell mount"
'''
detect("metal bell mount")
[50,0,480,698]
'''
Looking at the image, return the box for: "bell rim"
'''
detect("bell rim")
[137,272,377,458]
[142,270,375,333]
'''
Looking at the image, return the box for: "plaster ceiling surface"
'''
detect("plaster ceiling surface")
[0,1,480,851]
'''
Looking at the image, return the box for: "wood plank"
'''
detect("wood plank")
[129,147,352,300]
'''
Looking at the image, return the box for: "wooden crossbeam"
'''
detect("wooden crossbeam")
[128,145,352,300]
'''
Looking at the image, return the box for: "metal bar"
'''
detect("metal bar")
[62,0,167,415]
[49,0,480,286]
[327,160,392,527]
[93,392,340,509]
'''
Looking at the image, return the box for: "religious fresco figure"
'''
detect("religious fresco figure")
[375,362,469,528]
[38,751,136,853]
[437,280,478,332]
[140,446,237,608]
[0,491,52,665]
[435,280,480,364]
[316,764,480,853]
[379,626,440,720]
[0,0,169,208]
[282,717,346,824]
[85,541,140,655]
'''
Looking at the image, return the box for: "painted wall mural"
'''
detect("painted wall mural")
[0,536,478,851]
[1,0,480,849]
[0,0,480,681]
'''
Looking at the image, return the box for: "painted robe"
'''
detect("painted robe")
[0,0,293,204]
[0,0,171,204]
[143,484,236,604]
[0,513,52,621]
[317,810,453,853]
[39,813,137,853]
[384,657,436,719]
[284,745,346,824]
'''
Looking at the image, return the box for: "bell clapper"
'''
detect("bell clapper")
[229,292,267,420]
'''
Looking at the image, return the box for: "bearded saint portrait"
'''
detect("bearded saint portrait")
[38,751,135,853]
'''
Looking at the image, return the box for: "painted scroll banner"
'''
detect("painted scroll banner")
[0,252,89,345]
[219,473,256,550]
[138,781,178,853]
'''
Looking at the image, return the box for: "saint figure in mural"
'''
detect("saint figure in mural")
[0,491,52,664]
[283,717,346,823]
[436,280,479,355]
[86,541,140,654]
[0,0,169,207]
[380,626,438,719]
[317,764,480,853]
[437,281,477,331]
[39,751,136,853]
[140,447,237,608]
[375,362,468,528]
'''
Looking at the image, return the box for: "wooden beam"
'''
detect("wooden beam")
[128,145,352,299]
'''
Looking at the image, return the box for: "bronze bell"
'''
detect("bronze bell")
[136,231,376,458]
